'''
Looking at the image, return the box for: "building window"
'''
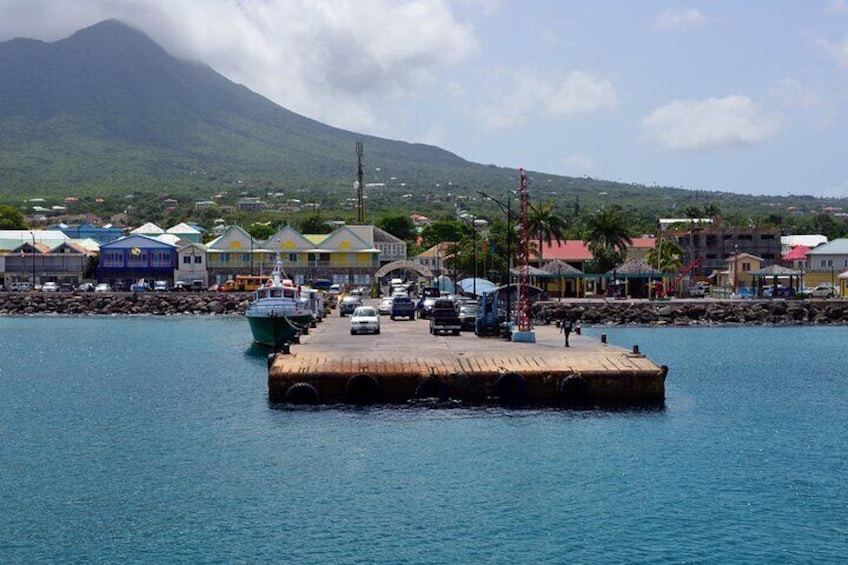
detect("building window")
[742,262,751,272]
[194,255,202,264]
[737,234,753,241]
[288,253,297,263]
[706,235,717,246]
[183,256,191,264]
[761,234,775,240]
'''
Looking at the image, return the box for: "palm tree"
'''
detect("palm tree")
[646,238,683,273]
[528,200,568,264]
[583,206,632,273]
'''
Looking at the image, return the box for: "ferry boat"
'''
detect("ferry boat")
[245,258,314,347]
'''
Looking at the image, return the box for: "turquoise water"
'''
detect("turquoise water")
[1,317,846,563]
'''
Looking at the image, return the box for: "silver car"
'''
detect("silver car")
[350,306,380,335]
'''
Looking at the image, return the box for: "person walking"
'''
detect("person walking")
[560,317,573,347]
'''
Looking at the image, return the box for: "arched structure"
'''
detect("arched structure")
[374,260,433,280]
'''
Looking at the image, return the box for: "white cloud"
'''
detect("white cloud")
[652,8,709,31]
[641,95,782,150]
[768,78,822,109]
[544,71,618,118]
[828,0,848,15]
[0,0,479,132]
[473,69,617,130]
[809,33,848,68]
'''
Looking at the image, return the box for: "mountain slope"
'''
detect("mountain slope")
[0,19,486,197]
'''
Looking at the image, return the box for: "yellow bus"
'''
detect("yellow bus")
[220,274,271,292]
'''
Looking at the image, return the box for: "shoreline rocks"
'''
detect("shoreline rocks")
[0,291,250,316]
[2,293,847,326]
[534,299,848,326]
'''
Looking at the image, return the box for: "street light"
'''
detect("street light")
[459,215,478,296]
[477,190,515,323]
[29,231,36,286]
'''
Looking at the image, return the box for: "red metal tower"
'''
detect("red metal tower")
[516,167,532,334]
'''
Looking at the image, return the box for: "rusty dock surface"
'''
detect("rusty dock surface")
[268,311,667,406]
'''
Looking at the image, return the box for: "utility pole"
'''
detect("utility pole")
[355,141,364,224]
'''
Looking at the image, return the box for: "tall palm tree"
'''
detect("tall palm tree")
[583,206,632,273]
[528,200,568,264]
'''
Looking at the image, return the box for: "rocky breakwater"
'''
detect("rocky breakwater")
[537,299,848,326]
[0,292,250,316]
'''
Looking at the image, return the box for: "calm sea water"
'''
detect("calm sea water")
[1,317,846,564]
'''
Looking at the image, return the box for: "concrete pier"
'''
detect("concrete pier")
[267,312,667,406]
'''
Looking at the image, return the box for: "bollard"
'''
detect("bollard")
[575,324,582,335]
[632,344,640,354]
[601,333,607,344]
[281,343,291,354]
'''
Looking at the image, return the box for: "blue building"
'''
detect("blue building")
[97,234,178,289]
[49,222,125,245]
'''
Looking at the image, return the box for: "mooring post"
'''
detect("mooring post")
[633,344,640,354]
[601,333,607,344]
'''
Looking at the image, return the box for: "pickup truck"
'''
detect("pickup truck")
[390,296,416,320]
[429,299,461,335]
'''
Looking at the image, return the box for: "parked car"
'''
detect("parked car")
[458,302,480,331]
[763,284,794,298]
[130,279,150,292]
[809,284,837,298]
[94,283,111,292]
[350,305,380,335]
[10,282,32,291]
[339,295,363,317]
[59,282,74,292]
[77,282,96,292]
[153,280,169,292]
[390,296,416,320]
[172,281,189,291]
[41,281,59,292]
[378,297,394,315]
[689,282,710,297]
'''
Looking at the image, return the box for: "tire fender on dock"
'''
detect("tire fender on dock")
[415,376,449,401]
[285,382,320,405]
[496,372,526,405]
[345,374,382,405]
[559,374,589,405]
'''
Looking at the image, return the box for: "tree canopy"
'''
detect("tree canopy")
[0,205,28,229]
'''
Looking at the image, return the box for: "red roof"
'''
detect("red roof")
[539,238,654,261]
[539,240,593,261]
[629,237,656,249]
[782,245,809,261]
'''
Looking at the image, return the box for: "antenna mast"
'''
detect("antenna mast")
[512,167,536,342]
[355,141,364,223]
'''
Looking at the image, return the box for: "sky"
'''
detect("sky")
[1,0,847,198]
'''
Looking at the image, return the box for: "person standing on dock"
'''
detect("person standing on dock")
[560,318,573,347]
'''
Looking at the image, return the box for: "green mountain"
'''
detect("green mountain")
[0,20,497,195]
[0,19,845,228]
